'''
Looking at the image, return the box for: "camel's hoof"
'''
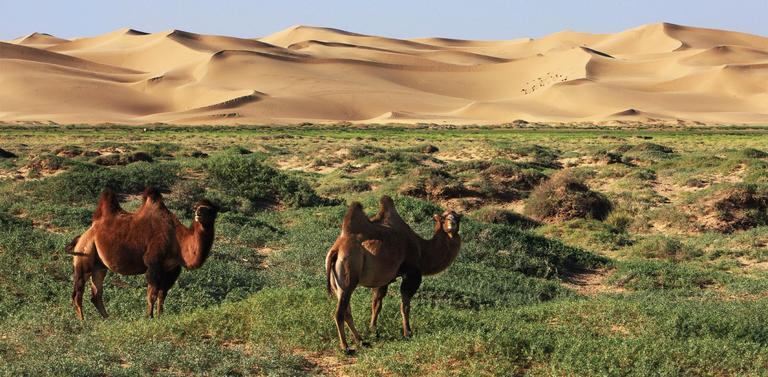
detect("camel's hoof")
[342,348,356,356]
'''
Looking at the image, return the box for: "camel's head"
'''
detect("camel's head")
[193,200,219,226]
[434,210,462,236]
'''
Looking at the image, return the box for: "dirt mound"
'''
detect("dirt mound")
[525,171,612,222]
[701,185,768,233]
[398,168,476,200]
[54,145,100,158]
[22,154,68,177]
[93,152,153,166]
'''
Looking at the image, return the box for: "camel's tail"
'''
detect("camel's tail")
[63,235,86,256]
[325,248,338,297]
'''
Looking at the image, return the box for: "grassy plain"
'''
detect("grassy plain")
[1,124,767,376]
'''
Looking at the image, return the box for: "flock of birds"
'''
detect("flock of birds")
[520,72,569,95]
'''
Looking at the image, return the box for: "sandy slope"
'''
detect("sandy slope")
[1,23,767,125]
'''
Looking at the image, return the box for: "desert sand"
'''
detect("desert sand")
[1,23,767,125]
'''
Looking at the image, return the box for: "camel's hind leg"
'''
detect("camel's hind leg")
[370,285,389,337]
[334,288,354,353]
[72,265,89,320]
[70,231,95,320]
[330,258,360,354]
[89,267,109,319]
[399,269,422,338]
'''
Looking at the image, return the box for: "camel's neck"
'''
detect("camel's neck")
[417,230,461,276]
[178,221,215,270]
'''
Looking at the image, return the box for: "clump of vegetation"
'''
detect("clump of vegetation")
[93,151,153,166]
[167,179,208,215]
[53,145,98,158]
[399,167,475,200]
[630,142,674,154]
[473,208,539,229]
[525,171,612,222]
[608,259,718,290]
[346,144,385,159]
[445,160,547,203]
[26,162,180,203]
[738,148,768,159]
[187,150,209,158]
[625,236,702,261]
[319,179,372,196]
[476,164,547,195]
[499,144,562,168]
[23,154,72,177]
[205,154,326,210]
[706,184,768,233]
[591,149,623,164]
[399,144,440,154]
[138,142,180,158]
[622,142,676,163]
[223,145,252,155]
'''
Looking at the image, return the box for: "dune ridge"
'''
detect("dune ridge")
[1,23,767,125]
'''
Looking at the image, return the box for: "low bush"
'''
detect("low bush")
[25,162,180,203]
[473,208,539,229]
[525,171,612,222]
[626,236,702,261]
[205,154,326,210]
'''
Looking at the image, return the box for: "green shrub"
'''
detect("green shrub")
[205,154,326,210]
[473,208,539,229]
[25,162,179,203]
[738,148,768,159]
[525,171,612,222]
[347,145,385,159]
[501,144,561,168]
[139,142,181,157]
[608,260,719,290]
[626,236,702,261]
[399,167,474,200]
[93,151,153,166]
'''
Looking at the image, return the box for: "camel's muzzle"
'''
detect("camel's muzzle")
[194,205,214,223]
[443,214,459,233]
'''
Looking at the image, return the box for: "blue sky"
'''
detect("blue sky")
[1,0,766,40]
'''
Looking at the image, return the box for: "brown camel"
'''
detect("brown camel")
[67,187,218,320]
[325,196,462,353]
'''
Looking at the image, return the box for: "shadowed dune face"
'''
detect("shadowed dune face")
[1,23,768,125]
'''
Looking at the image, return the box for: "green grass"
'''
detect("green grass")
[1,125,768,375]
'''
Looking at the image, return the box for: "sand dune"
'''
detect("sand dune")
[1,22,767,125]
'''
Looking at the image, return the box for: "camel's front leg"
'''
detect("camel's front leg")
[399,269,422,338]
[344,300,367,347]
[370,285,389,337]
[145,264,163,318]
[157,266,182,316]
